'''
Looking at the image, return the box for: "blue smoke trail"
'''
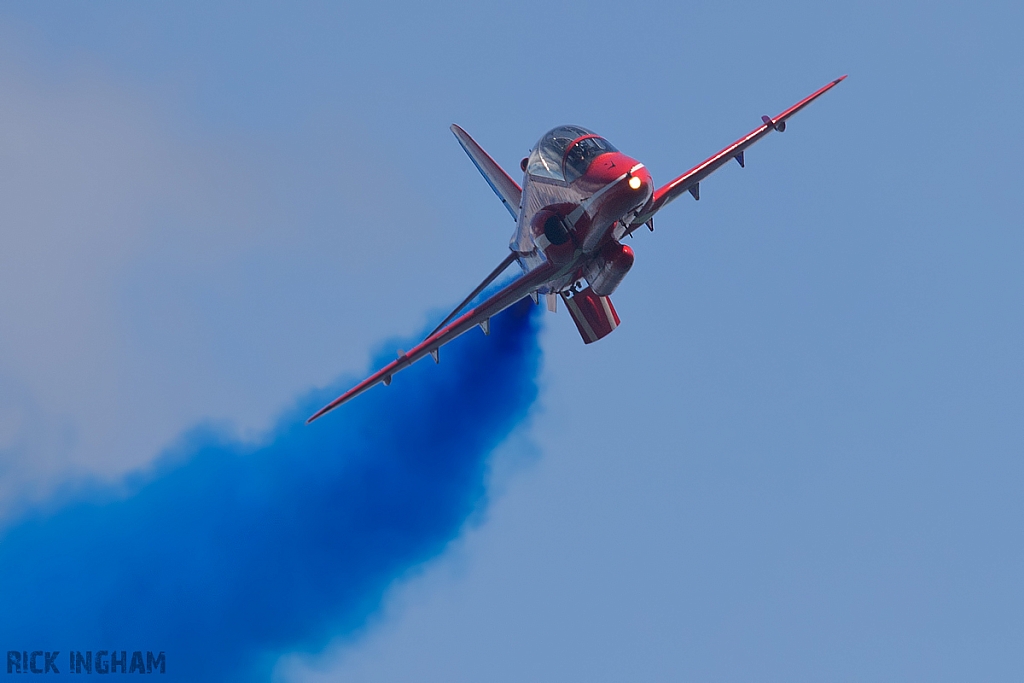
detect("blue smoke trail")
[0,298,541,681]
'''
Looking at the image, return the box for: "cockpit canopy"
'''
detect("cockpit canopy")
[526,125,618,183]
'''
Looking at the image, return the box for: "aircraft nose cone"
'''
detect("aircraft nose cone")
[616,165,652,217]
[627,165,653,201]
[576,157,654,253]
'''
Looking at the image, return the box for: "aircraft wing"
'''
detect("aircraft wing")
[451,124,523,220]
[629,76,846,231]
[307,260,555,423]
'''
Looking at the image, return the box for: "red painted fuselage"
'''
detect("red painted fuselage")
[512,127,653,298]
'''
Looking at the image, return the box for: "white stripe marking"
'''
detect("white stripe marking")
[565,295,597,342]
[600,296,617,329]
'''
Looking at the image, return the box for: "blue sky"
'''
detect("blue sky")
[0,0,1022,681]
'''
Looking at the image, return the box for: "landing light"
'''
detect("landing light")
[628,175,642,190]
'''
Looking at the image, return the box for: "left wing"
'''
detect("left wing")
[307,260,555,423]
[629,76,846,231]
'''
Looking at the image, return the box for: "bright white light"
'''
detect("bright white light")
[628,175,642,190]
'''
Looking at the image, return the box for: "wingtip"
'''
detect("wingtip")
[835,74,848,84]
[306,399,340,424]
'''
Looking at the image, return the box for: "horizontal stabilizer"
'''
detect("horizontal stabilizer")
[428,250,518,337]
[563,287,620,344]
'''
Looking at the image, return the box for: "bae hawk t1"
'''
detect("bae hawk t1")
[308,77,846,422]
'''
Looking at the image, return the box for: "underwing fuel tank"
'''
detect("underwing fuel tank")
[584,241,634,296]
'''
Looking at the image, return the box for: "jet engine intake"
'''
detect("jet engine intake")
[585,241,634,296]
[542,213,570,245]
[531,208,575,264]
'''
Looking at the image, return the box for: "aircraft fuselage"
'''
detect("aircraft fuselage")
[512,130,653,298]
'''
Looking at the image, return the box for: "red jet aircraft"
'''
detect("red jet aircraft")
[308,76,845,423]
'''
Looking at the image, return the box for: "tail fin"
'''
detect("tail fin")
[451,124,522,220]
[562,287,620,344]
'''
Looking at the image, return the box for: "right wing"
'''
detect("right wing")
[629,76,846,232]
[307,260,555,423]
[451,124,523,220]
